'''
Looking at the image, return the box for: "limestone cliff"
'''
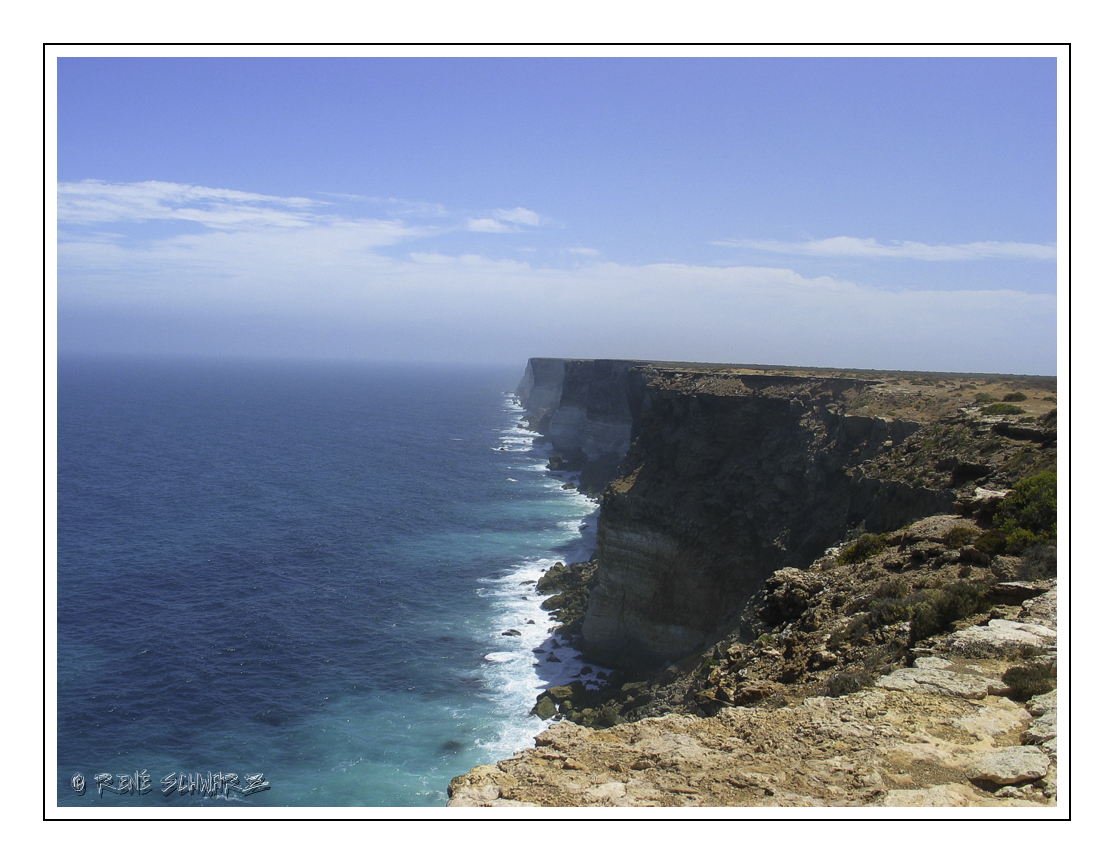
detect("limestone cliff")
[584,369,954,671]
[516,358,640,494]
[450,512,1059,808]
[462,360,1058,808]
[517,360,1019,672]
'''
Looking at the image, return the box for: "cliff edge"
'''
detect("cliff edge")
[468,359,1059,807]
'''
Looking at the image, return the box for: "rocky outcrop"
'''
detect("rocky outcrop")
[449,648,1057,807]
[449,523,1059,807]
[582,372,951,671]
[516,360,1054,674]
[454,363,1058,808]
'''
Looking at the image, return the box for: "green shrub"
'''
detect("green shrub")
[995,471,1056,553]
[1040,408,1057,427]
[869,596,914,627]
[973,392,996,404]
[870,579,907,601]
[974,529,1007,556]
[1001,392,1028,402]
[826,614,869,650]
[1002,665,1055,701]
[865,581,988,644]
[838,533,888,565]
[943,525,979,549]
[981,403,1025,416]
[910,583,985,643]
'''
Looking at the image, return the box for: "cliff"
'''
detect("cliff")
[516,360,1055,672]
[474,360,1059,808]
[516,358,640,494]
[583,369,951,671]
[449,563,1058,807]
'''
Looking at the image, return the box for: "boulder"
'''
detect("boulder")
[1028,690,1056,717]
[988,582,1051,602]
[946,619,1056,656]
[1023,710,1057,744]
[876,667,995,699]
[966,746,1049,785]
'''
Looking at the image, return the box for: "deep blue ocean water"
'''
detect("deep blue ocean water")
[57,356,604,807]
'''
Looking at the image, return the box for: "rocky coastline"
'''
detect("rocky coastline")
[451,359,1058,807]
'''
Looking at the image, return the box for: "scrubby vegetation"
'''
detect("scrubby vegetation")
[943,525,980,548]
[1003,664,1055,701]
[826,670,872,697]
[974,529,1007,556]
[1018,545,1057,582]
[838,533,888,565]
[995,471,1056,553]
[1001,392,1028,402]
[865,581,990,644]
[981,403,1025,416]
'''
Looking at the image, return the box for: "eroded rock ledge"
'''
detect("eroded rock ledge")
[517,359,1055,673]
[449,522,1058,807]
[470,362,1058,807]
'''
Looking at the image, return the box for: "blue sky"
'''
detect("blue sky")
[57,55,1058,373]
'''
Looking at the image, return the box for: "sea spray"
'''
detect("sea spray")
[475,395,610,760]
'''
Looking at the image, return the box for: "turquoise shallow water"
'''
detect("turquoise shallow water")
[57,356,603,807]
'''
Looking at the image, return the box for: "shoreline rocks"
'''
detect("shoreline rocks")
[452,512,1059,807]
[475,361,1059,808]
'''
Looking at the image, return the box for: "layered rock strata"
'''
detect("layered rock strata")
[476,361,1059,808]
[449,513,1059,807]
[516,359,639,494]
[582,371,949,671]
[516,360,1055,673]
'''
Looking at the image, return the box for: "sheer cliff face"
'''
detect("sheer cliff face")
[516,359,638,493]
[517,360,953,673]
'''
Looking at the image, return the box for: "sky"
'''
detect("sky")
[56,54,1059,374]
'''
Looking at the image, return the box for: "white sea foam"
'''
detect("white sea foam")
[472,403,616,759]
[476,532,612,760]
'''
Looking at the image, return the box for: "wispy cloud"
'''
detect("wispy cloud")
[717,236,1056,261]
[466,217,518,233]
[58,238,1056,373]
[493,207,540,226]
[317,192,451,219]
[58,180,323,230]
[467,207,542,233]
[58,180,431,246]
[55,182,1054,371]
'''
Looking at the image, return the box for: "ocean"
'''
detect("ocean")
[56,356,605,807]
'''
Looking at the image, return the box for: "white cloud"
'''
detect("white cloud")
[467,207,542,232]
[55,182,1054,372]
[493,207,540,226]
[58,227,1055,373]
[58,180,322,230]
[567,247,600,256]
[466,217,518,233]
[58,180,432,251]
[719,236,1057,261]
